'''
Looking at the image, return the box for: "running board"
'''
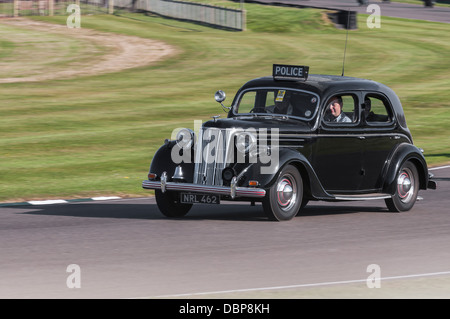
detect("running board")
[333,193,392,201]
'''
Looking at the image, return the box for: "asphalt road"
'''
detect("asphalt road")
[251,0,450,23]
[0,166,449,299]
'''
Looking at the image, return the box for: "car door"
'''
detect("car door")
[359,92,402,191]
[313,93,365,193]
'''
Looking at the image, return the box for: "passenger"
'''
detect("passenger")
[364,98,376,122]
[326,96,351,123]
[364,98,389,122]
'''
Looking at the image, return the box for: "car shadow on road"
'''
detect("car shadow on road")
[13,199,390,222]
[15,202,267,221]
[301,203,389,217]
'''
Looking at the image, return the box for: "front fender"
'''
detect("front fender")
[149,142,195,183]
[382,143,429,194]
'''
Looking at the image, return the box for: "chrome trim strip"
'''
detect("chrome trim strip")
[279,145,305,148]
[142,180,266,198]
[230,176,237,199]
[213,128,224,185]
[193,128,204,184]
[334,194,391,201]
[161,172,167,193]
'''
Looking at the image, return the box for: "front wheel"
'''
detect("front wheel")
[155,190,192,218]
[263,165,303,221]
[385,161,419,212]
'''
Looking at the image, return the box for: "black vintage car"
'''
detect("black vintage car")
[142,65,436,221]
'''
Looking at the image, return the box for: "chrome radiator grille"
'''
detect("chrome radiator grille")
[194,128,230,186]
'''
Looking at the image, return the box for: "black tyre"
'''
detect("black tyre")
[263,165,303,221]
[155,190,192,218]
[385,161,419,212]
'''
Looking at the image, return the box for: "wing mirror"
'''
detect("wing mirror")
[215,90,226,103]
[215,90,231,112]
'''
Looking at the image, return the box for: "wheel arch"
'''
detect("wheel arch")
[261,148,332,200]
[383,143,429,194]
[149,142,195,183]
[408,156,428,190]
[289,160,312,200]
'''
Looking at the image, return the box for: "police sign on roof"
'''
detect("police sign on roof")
[273,64,309,81]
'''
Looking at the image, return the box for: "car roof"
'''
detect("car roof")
[233,74,407,128]
[237,74,391,96]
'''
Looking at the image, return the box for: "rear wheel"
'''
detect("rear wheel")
[155,190,192,218]
[263,165,303,221]
[385,161,419,212]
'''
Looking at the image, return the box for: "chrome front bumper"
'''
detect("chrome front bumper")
[142,178,266,199]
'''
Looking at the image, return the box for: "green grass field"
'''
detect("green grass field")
[0,3,449,202]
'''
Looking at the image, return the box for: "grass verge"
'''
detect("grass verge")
[0,4,448,202]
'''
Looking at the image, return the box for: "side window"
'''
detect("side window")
[363,95,393,124]
[323,94,358,124]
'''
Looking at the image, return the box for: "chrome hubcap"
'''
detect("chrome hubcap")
[276,175,297,211]
[397,168,414,203]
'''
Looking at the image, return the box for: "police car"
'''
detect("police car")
[142,64,436,221]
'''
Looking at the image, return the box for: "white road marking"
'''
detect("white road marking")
[429,165,450,171]
[27,199,68,205]
[92,196,122,201]
[151,270,450,298]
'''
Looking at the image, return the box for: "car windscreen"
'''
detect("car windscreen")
[233,88,319,120]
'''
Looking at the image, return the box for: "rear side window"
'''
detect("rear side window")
[363,94,393,124]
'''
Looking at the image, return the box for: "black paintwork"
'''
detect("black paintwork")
[148,74,432,201]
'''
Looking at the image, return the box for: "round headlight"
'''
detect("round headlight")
[236,132,257,154]
[222,167,235,182]
[175,128,194,149]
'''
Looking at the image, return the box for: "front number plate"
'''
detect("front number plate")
[180,193,220,204]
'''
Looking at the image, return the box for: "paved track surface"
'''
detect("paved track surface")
[252,0,450,23]
[0,167,449,298]
[1,0,449,301]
